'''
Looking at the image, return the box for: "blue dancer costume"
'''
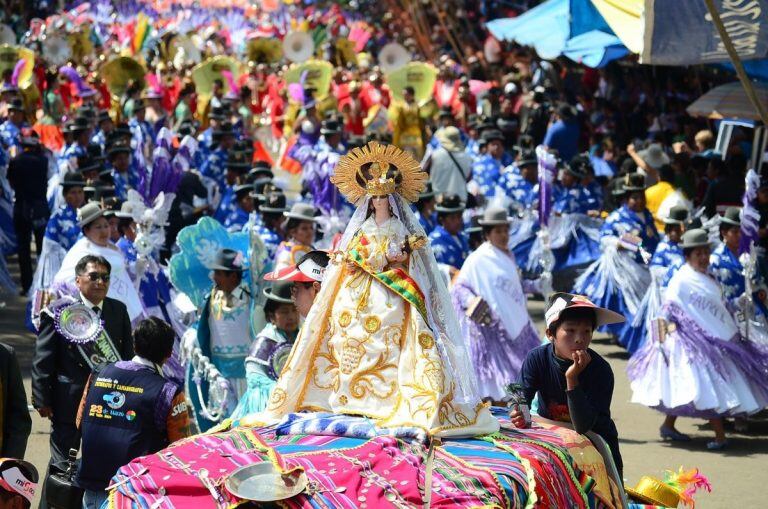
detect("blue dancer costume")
[574,176,659,346]
[429,225,470,269]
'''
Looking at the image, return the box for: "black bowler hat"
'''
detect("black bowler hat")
[76,155,102,175]
[66,116,91,134]
[320,119,342,135]
[78,105,96,119]
[207,248,245,271]
[610,177,626,197]
[567,154,592,179]
[213,121,236,138]
[259,192,288,213]
[107,140,132,158]
[209,105,227,121]
[87,143,106,162]
[263,280,294,303]
[248,162,273,181]
[234,183,254,198]
[110,123,132,141]
[418,181,436,200]
[477,118,496,133]
[517,149,537,168]
[250,159,272,171]
[7,98,24,112]
[481,129,504,144]
[622,172,646,192]
[96,110,112,124]
[61,172,85,191]
[178,119,197,137]
[227,150,251,172]
[662,205,689,225]
[721,206,741,227]
[465,214,482,234]
[435,193,466,214]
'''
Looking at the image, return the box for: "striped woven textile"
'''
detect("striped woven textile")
[107,413,620,508]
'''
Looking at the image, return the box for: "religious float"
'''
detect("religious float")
[109,143,705,509]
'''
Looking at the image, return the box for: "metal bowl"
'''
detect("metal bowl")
[224,463,307,502]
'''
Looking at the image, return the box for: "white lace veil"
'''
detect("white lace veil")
[333,194,481,405]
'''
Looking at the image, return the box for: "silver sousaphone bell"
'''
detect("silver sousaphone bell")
[43,34,72,66]
[0,24,15,46]
[377,42,411,73]
[282,31,314,63]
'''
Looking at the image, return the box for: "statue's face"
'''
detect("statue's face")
[371,195,390,216]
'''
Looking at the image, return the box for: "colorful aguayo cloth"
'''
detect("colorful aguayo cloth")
[107,412,625,508]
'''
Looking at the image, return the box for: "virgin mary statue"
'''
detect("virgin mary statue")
[260,142,498,437]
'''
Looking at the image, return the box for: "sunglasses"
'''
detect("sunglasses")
[84,272,110,283]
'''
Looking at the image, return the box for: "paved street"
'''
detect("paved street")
[2,266,765,507]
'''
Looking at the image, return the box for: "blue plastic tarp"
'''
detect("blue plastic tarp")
[485,0,628,68]
[570,0,614,38]
[719,59,768,83]
[564,30,629,68]
[486,0,570,60]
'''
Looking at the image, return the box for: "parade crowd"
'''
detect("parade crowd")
[0,1,765,508]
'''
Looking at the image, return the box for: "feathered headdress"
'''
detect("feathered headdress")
[221,69,240,99]
[331,141,427,204]
[287,70,308,104]
[663,467,712,508]
[145,72,164,98]
[11,59,25,89]
[59,65,96,98]
[627,467,711,509]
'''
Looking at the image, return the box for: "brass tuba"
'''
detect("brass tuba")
[101,56,147,99]
[190,56,239,97]
[246,38,283,64]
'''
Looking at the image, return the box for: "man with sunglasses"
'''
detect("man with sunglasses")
[32,254,133,508]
